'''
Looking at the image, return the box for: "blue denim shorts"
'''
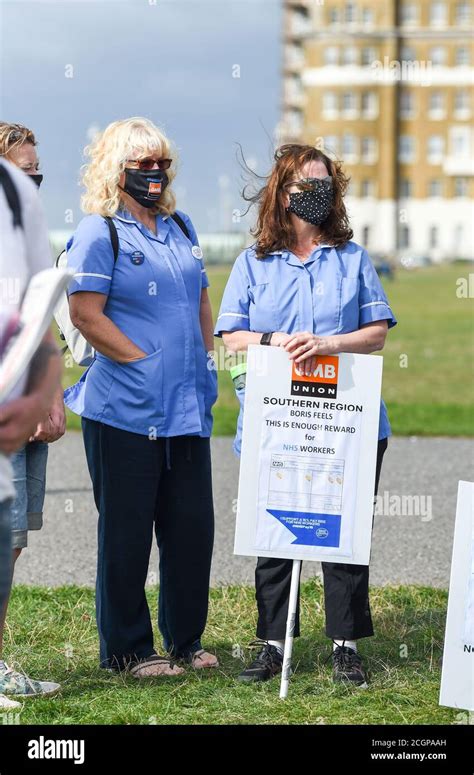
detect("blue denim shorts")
[10,441,48,549]
[0,497,12,607]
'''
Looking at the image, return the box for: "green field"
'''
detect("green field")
[4,582,460,726]
[62,262,473,436]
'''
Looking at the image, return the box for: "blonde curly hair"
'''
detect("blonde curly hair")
[81,117,177,217]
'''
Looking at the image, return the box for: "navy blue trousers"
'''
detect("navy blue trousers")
[82,418,214,669]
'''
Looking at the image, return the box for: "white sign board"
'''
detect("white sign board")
[440,480,474,712]
[234,346,383,565]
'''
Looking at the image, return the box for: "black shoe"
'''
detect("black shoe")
[238,641,283,683]
[332,645,368,687]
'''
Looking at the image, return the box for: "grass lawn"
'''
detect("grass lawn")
[61,262,473,437]
[3,582,460,726]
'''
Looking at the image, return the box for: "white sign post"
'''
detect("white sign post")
[440,481,474,713]
[235,346,383,697]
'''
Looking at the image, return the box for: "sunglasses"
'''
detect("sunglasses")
[126,157,172,171]
[285,176,333,192]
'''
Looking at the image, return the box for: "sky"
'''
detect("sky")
[0,0,282,232]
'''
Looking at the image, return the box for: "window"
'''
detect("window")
[284,109,303,138]
[429,225,439,248]
[428,179,443,196]
[454,177,468,196]
[291,6,311,36]
[285,74,303,102]
[429,47,446,66]
[399,225,410,249]
[361,91,378,118]
[400,45,415,62]
[399,178,412,197]
[342,46,358,65]
[285,43,304,69]
[362,225,370,246]
[456,2,471,25]
[429,91,445,118]
[362,8,374,26]
[427,134,444,163]
[345,2,357,23]
[361,47,377,65]
[342,92,357,115]
[400,3,418,25]
[324,135,340,155]
[329,7,340,26]
[324,47,339,65]
[322,92,338,117]
[400,89,415,118]
[361,179,374,197]
[342,133,358,158]
[450,127,470,157]
[361,136,377,163]
[455,47,470,65]
[430,2,447,26]
[399,135,415,162]
[454,89,470,116]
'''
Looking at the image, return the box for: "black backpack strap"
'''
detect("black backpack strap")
[171,212,190,240]
[104,216,119,261]
[0,163,23,229]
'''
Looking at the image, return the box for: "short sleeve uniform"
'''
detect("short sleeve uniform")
[64,209,217,437]
[214,242,397,454]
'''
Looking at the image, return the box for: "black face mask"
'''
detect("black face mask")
[286,178,333,226]
[30,173,43,188]
[119,168,169,208]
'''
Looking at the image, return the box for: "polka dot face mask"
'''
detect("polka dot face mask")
[286,176,333,226]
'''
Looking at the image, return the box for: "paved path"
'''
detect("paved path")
[13,433,473,589]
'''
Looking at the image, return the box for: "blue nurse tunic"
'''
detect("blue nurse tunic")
[64,209,217,437]
[214,241,397,453]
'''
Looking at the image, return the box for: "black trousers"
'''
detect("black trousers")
[82,418,214,668]
[255,437,388,641]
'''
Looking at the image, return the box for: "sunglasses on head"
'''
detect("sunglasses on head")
[126,157,172,171]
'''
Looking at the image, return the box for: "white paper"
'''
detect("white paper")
[440,481,474,711]
[464,522,474,647]
[0,267,73,405]
[235,346,382,565]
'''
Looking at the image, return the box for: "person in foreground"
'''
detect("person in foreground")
[215,143,397,687]
[65,117,218,678]
[0,124,65,702]
[0,158,62,708]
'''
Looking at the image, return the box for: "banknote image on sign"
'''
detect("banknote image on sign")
[259,454,345,548]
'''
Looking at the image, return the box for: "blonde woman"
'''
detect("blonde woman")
[65,118,218,677]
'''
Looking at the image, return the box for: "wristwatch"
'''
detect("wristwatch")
[260,332,273,346]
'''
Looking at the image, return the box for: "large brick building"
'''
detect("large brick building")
[280,0,473,260]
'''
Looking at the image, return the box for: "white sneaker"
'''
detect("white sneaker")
[0,693,21,710]
[0,663,60,698]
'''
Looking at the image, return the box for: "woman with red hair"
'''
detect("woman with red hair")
[215,144,397,687]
